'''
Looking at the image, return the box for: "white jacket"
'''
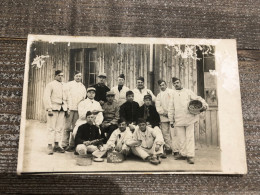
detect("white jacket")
[132,87,156,106]
[168,88,208,126]
[155,88,174,122]
[75,98,104,127]
[65,80,86,111]
[43,80,68,111]
[111,85,130,106]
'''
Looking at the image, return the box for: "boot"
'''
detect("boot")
[53,146,65,153]
[187,157,195,164]
[65,145,75,152]
[149,156,160,165]
[174,153,186,160]
[47,145,53,155]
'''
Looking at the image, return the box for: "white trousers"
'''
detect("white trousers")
[131,144,164,160]
[161,122,179,152]
[76,144,98,155]
[46,111,65,145]
[175,123,195,157]
[61,111,79,147]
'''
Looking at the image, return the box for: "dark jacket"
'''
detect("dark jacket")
[75,123,101,146]
[92,83,110,102]
[119,101,140,125]
[138,105,160,128]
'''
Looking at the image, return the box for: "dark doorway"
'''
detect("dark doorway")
[70,48,98,87]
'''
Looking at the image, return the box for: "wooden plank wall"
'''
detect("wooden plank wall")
[153,44,197,95]
[26,42,150,122]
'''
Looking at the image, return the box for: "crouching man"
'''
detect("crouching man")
[93,119,132,158]
[75,111,103,156]
[130,118,165,165]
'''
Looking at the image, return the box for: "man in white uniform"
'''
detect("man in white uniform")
[155,80,179,155]
[110,74,130,106]
[43,70,68,155]
[132,76,156,106]
[130,118,165,165]
[71,87,104,149]
[92,119,133,158]
[168,77,208,164]
[62,71,86,151]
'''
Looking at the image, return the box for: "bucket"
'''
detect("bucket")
[76,154,92,166]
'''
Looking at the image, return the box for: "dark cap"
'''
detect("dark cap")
[86,111,92,117]
[158,79,166,85]
[55,70,62,76]
[137,76,144,82]
[143,94,152,100]
[98,72,107,78]
[74,71,81,76]
[106,91,115,97]
[137,118,146,124]
[172,77,180,83]
[126,90,134,97]
[119,74,125,79]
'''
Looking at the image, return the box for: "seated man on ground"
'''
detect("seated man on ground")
[93,119,133,159]
[129,118,165,165]
[101,91,120,143]
[138,94,160,128]
[119,90,140,132]
[75,111,103,157]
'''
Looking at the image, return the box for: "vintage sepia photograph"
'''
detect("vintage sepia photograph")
[17,35,247,174]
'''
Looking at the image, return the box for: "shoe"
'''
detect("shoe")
[158,153,167,159]
[187,157,195,164]
[172,152,179,157]
[74,151,79,155]
[174,153,186,160]
[53,146,65,153]
[150,156,160,165]
[65,146,75,152]
[144,156,152,162]
[47,146,53,155]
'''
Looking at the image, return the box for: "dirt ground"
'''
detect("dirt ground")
[21,120,221,173]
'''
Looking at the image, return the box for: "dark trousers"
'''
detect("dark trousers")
[101,124,118,143]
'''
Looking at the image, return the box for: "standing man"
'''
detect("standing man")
[101,91,120,142]
[110,74,130,106]
[62,71,86,151]
[168,77,208,164]
[132,76,156,106]
[92,72,110,106]
[130,118,165,165]
[155,80,179,155]
[43,70,68,155]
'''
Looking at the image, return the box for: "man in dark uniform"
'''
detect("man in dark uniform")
[75,111,103,156]
[119,90,140,130]
[92,73,110,106]
[138,94,160,128]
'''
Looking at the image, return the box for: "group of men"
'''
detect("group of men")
[43,70,208,165]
